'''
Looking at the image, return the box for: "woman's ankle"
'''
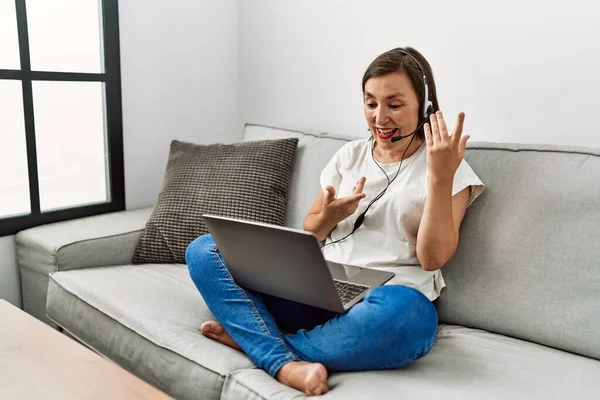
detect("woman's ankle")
[275,361,329,396]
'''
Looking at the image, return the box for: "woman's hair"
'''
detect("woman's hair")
[362,47,439,139]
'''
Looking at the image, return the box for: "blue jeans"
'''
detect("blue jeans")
[185,234,438,378]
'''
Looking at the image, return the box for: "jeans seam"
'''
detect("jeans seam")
[210,246,299,364]
[257,292,304,360]
[268,353,297,377]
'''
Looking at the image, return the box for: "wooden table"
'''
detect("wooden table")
[0,299,174,399]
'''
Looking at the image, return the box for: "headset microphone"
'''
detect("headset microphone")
[390,118,429,142]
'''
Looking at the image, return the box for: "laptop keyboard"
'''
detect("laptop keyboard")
[333,280,370,304]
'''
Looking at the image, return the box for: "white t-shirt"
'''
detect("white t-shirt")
[320,138,485,301]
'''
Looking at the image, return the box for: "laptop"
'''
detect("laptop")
[202,214,395,313]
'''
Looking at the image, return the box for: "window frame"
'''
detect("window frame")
[0,0,125,237]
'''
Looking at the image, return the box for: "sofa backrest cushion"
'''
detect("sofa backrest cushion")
[243,123,600,361]
[436,142,600,361]
[243,124,352,229]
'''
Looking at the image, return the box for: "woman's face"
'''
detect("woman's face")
[364,71,421,147]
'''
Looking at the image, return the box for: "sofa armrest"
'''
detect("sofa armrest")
[16,207,153,275]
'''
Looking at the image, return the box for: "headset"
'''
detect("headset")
[321,48,435,249]
[391,48,435,142]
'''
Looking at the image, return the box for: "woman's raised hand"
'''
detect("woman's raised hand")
[424,111,469,185]
[321,177,366,224]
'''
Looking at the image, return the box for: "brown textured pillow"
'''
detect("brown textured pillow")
[132,138,299,264]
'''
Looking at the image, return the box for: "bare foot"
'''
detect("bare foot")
[199,321,242,351]
[200,323,328,395]
[276,361,329,396]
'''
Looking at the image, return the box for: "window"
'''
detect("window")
[0,0,124,236]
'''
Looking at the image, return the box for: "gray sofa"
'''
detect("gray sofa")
[16,123,600,399]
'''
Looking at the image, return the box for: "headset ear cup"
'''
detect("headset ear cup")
[424,101,434,119]
[423,100,433,119]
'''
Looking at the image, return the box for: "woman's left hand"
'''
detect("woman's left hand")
[424,111,469,185]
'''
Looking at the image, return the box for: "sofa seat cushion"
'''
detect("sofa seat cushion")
[46,264,256,400]
[222,325,600,400]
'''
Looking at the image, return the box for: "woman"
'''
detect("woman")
[186,47,485,396]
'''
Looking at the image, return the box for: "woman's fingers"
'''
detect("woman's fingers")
[323,186,336,205]
[452,112,465,144]
[431,111,466,147]
[424,122,433,148]
[459,134,470,157]
[339,193,366,206]
[430,113,441,143]
[353,177,366,194]
[436,111,449,140]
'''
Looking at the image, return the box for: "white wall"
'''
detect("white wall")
[0,0,240,307]
[119,0,240,209]
[239,0,600,148]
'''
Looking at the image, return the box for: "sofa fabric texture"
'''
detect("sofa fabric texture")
[242,124,352,230]
[16,207,153,325]
[132,138,299,264]
[436,143,600,361]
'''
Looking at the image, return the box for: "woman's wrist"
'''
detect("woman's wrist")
[428,173,454,190]
[312,211,336,241]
